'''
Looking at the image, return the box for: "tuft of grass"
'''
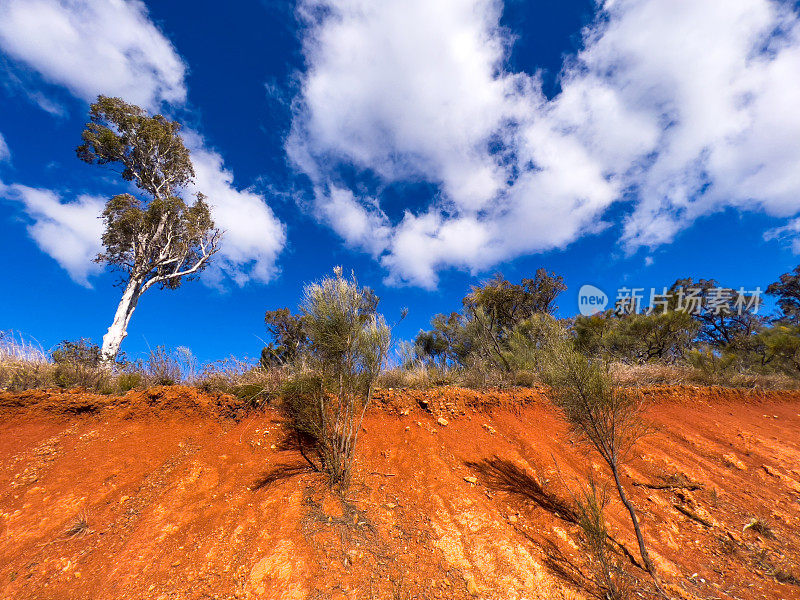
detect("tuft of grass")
[743,517,775,539]
[64,512,89,538]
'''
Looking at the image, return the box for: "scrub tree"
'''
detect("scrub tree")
[284,267,390,487]
[539,330,662,588]
[77,96,220,361]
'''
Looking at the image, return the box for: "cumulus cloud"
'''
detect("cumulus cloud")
[0,0,186,111]
[183,132,286,287]
[0,181,105,286]
[577,0,800,249]
[289,0,800,287]
[0,0,286,287]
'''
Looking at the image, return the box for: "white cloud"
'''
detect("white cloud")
[0,0,186,110]
[574,0,800,250]
[289,0,800,287]
[0,181,104,286]
[183,132,286,287]
[0,0,286,287]
[0,132,9,162]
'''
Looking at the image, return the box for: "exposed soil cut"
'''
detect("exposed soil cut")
[0,385,798,599]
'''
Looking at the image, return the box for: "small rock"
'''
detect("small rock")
[464,476,477,484]
[722,453,746,471]
[465,574,479,596]
[508,514,517,523]
[437,417,449,427]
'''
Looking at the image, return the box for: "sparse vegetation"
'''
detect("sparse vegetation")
[0,331,54,391]
[64,512,90,538]
[281,267,391,488]
[743,516,775,539]
[572,477,628,600]
[537,325,661,586]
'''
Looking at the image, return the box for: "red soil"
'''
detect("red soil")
[0,385,798,599]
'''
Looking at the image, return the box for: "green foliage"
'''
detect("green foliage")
[767,265,800,324]
[283,267,391,487]
[78,96,221,361]
[77,96,194,195]
[753,325,800,374]
[575,310,699,364]
[97,192,217,290]
[667,278,764,349]
[502,313,566,372]
[261,308,308,367]
[79,96,219,286]
[415,270,567,375]
[115,371,144,392]
[51,339,108,390]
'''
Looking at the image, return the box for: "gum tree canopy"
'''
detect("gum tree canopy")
[77,96,221,361]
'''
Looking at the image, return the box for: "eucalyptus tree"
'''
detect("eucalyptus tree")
[77,96,220,361]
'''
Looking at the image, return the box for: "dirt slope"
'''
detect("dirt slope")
[0,385,798,600]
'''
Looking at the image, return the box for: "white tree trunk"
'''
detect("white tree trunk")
[101,277,143,362]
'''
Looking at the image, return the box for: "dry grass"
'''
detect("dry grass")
[377,364,538,390]
[197,357,286,408]
[743,516,776,539]
[610,362,799,390]
[379,361,800,392]
[0,331,286,403]
[0,331,57,391]
[4,328,798,396]
[64,512,90,538]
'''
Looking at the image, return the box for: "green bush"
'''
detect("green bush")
[575,310,699,364]
[282,267,391,487]
[51,339,109,390]
[115,371,144,392]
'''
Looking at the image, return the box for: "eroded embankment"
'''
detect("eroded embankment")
[0,385,798,600]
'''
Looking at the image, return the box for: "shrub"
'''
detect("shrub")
[414,270,567,375]
[539,328,662,588]
[261,308,308,367]
[141,346,183,386]
[283,267,390,487]
[575,310,699,364]
[51,338,109,390]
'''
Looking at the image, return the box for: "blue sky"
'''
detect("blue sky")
[1,0,799,364]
